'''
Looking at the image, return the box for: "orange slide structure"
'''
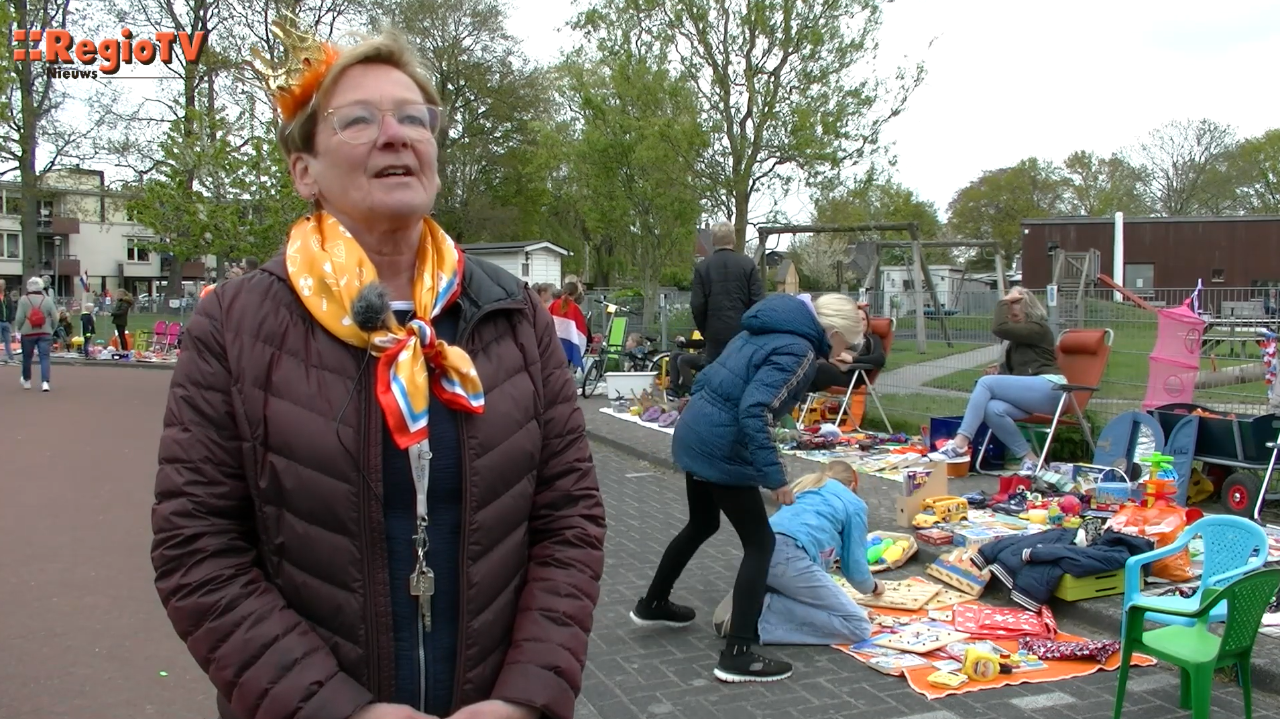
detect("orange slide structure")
[1096,274,1156,312]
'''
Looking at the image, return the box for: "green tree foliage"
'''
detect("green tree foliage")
[365,0,555,244]
[574,0,924,253]
[1060,150,1152,216]
[125,109,245,288]
[946,158,1067,270]
[229,121,309,262]
[557,38,709,326]
[1230,128,1280,214]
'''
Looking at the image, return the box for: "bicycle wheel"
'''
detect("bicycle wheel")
[582,356,605,398]
[647,352,671,388]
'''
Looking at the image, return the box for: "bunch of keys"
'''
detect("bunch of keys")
[410,521,434,630]
[410,564,435,631]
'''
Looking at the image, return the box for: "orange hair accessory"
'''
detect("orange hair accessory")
[249,13,339,122]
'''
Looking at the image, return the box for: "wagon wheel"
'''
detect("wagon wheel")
[1221,471,1263,517]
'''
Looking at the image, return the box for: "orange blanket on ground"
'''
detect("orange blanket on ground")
[837,604,1155,700]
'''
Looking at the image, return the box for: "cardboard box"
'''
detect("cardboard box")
[902,466,939,497]
[894,461,949,528]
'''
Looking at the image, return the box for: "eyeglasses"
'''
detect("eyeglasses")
[324,103,442,144]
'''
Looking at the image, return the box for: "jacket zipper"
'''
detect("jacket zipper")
[418,603,428,711]
[361,372,382,697]
[450,299,523,708]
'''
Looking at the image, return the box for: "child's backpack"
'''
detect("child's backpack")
[26,293,46,328]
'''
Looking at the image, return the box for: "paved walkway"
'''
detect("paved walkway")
[580,434,1276,719]
[2,362,1276,719]
[876,344,1001,393]
[579,394,1280,699]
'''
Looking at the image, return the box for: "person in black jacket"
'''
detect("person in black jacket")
[809,305,885,391]
[692,222,765,360]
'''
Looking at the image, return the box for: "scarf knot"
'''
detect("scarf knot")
[285,211,485,449]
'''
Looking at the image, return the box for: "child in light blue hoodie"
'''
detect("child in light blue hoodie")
[713,461,883,645]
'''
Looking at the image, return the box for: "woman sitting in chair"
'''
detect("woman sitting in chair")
[931,287,1067,474]
[809,305,883,391]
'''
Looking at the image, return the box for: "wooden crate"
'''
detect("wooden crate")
[1053,570,1131,602]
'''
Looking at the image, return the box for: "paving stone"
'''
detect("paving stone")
[577,439,1280,719]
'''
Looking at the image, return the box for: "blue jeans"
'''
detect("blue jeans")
[0,322,11,361]
[21,335,52,383]
[757,536,871,645]
[958,374,1061,457]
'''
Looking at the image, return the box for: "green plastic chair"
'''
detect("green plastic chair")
[606,314,629,352]
[1113,567,1280,719]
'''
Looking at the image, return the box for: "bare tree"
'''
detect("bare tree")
[1128,118,1239,216]
[0,0,110,277]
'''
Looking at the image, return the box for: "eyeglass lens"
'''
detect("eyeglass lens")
[331,104,440,143]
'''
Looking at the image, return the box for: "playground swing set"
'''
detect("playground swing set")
[752,222,1008,432]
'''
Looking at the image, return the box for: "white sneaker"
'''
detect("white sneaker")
[41,381,50,392]
[20,378,30,390]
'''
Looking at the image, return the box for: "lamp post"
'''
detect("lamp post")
[53,236,63,298]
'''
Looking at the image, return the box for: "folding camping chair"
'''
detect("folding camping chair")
[163,322,182,353]
[797,316,895,433]
[149,320,170,352]
[976,327,1113,475]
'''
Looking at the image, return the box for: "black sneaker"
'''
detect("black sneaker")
[714,647,793,683]
[629,597,696,628]
[712,590,733,637]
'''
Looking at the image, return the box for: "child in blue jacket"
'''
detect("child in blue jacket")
[629,292,865,684]
[712,461,883,646]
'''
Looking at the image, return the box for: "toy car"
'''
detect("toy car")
[912,496,970,529]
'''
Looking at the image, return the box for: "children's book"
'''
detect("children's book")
[864,653,932,676]
[843,637,901,658]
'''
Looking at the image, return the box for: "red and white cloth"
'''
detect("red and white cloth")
[953,602,1057,640]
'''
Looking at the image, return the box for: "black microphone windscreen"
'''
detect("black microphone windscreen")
[351,281,391,332]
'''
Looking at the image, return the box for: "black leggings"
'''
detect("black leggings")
[115,325,128,350]
[644,473,775,649]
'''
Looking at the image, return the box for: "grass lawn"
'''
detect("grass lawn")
[880,316,992,370]
[920,300,1273,410]
[76,312,191,348]
[117,312,192,333]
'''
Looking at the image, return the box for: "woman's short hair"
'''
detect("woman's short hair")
[277,31,442,157]
[812,293,864,345]
[26,276,43,292]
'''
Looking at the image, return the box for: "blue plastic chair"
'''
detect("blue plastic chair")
[1122,514,1268,636]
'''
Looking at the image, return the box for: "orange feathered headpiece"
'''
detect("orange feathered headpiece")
[249,13,339,122]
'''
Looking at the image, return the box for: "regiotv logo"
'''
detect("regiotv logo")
[11,28,208,79]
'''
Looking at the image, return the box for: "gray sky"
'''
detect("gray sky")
[508,0,1280,222]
